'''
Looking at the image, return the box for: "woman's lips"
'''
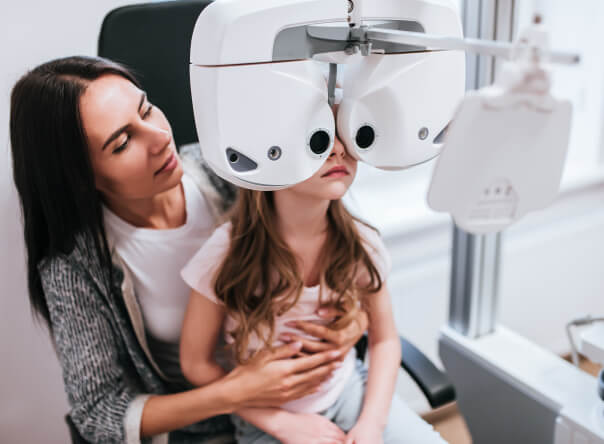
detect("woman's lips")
[155,153,177,176]
[321,165,349,178]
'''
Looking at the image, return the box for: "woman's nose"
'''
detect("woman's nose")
[144,122,171,155]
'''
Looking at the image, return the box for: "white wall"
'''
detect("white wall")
[0,1,141,442]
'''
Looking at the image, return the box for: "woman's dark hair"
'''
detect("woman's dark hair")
[10,56,140,330]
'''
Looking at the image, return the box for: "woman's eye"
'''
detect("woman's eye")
[113,135,130,154]
[143,103,153,119]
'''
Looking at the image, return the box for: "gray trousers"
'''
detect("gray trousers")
[231,360,448,444]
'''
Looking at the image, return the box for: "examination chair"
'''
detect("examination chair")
[63,1,456,442]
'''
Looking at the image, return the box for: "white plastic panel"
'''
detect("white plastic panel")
[338,50,465,169]
[428,87,572,234]
[190,60,334,190]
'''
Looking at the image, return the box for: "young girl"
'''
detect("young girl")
[179,130,447,444]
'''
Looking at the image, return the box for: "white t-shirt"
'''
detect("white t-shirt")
[104,174,216,345]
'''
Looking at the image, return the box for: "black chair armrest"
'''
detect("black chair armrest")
[355,334,456,409]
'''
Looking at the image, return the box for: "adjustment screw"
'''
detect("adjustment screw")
[418,127,429,141]
[268,146,282,161]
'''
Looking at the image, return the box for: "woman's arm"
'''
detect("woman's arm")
[180,291,346,442]
[142,341,343,437]
[346,286,401,444]
[41,257,156,444]
[153,289,346,437]
[42,257,345,442]
[178,291,282,436]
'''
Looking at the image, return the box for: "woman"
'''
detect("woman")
[9,56,368,444]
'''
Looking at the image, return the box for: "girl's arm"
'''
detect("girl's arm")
[180,289,227,386]
[346,285,401,443]
[180,290,345,441]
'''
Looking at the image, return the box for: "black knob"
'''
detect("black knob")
[309,130,331,155]
[356,125,375,149]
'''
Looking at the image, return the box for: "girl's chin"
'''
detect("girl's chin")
[317,183,351,200]
[286,178,352,201]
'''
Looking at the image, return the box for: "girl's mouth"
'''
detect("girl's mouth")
[321,165,349,178]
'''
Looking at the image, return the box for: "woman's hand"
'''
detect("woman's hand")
[344,419,383,444]
[273,412,346,444]
[224,342,343,409]
[281,306,369,360]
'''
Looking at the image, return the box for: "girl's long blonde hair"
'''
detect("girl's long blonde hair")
[214,189,383,363]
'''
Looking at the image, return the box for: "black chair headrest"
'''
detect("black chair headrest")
[99,0,213,148]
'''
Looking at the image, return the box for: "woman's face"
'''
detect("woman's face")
[79,74,183,202]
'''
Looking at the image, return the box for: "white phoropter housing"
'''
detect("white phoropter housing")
[190,0,465,190]
[189,0,580,233]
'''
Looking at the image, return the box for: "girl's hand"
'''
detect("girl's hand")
[282,306,369,360]
[225,342,343,408]
[274,412,346,444]
[344,420,383,444]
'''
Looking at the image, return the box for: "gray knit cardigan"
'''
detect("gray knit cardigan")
[38,146,237,444]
